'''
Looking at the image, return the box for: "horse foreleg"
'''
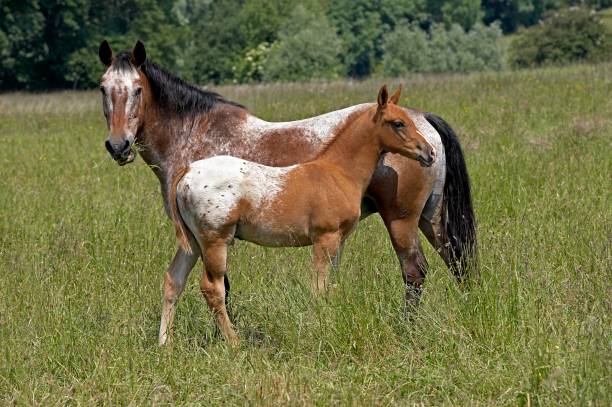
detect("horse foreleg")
[201,239,238,346]
[312,232,342,294]
[159,247,200,346]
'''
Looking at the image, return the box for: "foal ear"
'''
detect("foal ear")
[377,85,389,108]
[99,40,113,67]
[131,40,147,68]
[389,85,402,105]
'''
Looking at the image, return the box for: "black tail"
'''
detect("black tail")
[424,112,477,278]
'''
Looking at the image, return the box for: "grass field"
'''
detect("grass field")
[1,63,611,405]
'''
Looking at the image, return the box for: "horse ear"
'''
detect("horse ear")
[389,85,402,105]
[99,40,113,67]
[377,85,389,108]
[131,40,146,68]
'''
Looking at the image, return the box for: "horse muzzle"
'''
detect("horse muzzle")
[105,137,136,166]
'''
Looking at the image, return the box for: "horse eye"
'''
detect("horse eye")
[134,87,142,96]
[392,121,405,129]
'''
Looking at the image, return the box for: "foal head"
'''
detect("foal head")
[372,85,435,167]
[98,40,148,166]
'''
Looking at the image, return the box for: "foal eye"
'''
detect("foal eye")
[392,121,405,129]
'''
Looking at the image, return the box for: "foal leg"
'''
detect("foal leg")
[330,239,346,270]
[200,238,238,346]
[312,232,342,294]
[159,246,200,346]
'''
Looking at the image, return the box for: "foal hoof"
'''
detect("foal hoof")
[226,335,240,348]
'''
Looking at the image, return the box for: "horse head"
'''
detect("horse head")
[98,40,148,166]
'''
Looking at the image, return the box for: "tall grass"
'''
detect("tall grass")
[1,63,610,405]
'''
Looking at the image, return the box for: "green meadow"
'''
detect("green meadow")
[1,64,610,405]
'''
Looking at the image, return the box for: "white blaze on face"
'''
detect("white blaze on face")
[177,156,292,233]
[100,68,141,129]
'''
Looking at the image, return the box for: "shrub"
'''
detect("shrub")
[381,22,505,76]
[233,42,272,83]
[261,6,343,82]
[509,7,612,68]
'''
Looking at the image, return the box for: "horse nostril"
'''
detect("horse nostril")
[123,139,130,152]
[431,148,436,158]
[105,140,114,155]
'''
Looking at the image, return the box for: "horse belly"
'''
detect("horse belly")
[236,220,311,247]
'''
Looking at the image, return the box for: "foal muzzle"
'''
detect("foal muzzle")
[416,145,436,167]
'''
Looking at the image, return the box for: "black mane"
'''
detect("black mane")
[111,52,245,114]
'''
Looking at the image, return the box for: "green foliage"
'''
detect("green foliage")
[261,6,343,82]
[63,0,188,88]
[232,42,271,83]
[509,7,612,68]
[427,0,484,30]
[184,0,303,84]
[0,0,608,89]
[183,0,245,84]
[327,0,385,77]
[0,1,46,89]
[381,22,506,76]
[481,0,611,33]
[482,0,547,33]
[441,0,484,30]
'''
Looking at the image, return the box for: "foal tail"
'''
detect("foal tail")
[424,113,477,277]
[169,167,194,254]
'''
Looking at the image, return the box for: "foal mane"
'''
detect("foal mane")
[310,107,372,160]
[111,52,245,115]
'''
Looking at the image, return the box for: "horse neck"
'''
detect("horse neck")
[315,111,382,190]
[138,96,196,174]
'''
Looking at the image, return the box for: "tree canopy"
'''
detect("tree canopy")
[0,0,610,90]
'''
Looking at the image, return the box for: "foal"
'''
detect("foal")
[169,86,435,344]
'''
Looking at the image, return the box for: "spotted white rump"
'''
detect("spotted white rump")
[177,155,301,246]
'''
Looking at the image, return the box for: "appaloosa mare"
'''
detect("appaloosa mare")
[169,85,435,344]
[97,41,476,346]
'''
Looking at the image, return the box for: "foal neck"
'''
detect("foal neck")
[315,109,382,189]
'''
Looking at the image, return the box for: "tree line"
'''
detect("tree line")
[1,0,610,90]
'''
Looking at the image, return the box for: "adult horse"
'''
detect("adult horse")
[97,41,476,345]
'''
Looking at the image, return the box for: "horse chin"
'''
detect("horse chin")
[117,151,136,166]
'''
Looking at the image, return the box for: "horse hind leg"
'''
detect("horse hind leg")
[384,215,428,315]
[200,237,239,346]
[159,246,200,346]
